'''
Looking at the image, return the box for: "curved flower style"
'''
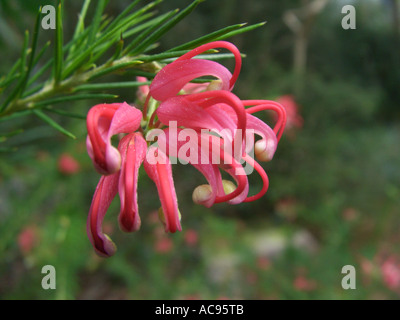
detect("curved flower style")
[86,41,287,257]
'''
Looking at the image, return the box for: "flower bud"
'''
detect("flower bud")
[207,79,223,91]
[254,139,276,162]
[192,184,213,205]
[222,179,237,195]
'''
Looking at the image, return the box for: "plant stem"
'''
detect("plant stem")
[0,56,162,118]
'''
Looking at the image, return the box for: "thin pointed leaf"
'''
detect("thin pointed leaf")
[0,110,33,123]
[104,0,142,32]
[125,70,157,79]
[0,74,20,89]
[26,59,52,89]
[162,52,244,63]
[20,6,42,93]
[20,30,29,77]
[138,50,189,62]
[72,0,91,40]
[103,0,161,41]
[87,0,108,47]
[215,21,267,40]
[111,37,124,60]
[63,1,161,78]
[123,11,170,39]
[43,107,86,119]
[0,32,29,112]
[74,81,151,92]
[33,93,118,107]
[88,60,142,80]
[123,10,178,55]
[31,40,51,71]
[167,23,247,52]
[2,59,21,85]
[54,1,64,83]
[131,0,203,55]
[33,109,76,139]
[67,0,91,58]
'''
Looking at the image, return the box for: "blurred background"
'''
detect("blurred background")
[0,0,399,299]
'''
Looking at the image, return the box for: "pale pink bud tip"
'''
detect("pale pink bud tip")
[105,146,122,174]
[192,184,213,205]
[254,139,276,162]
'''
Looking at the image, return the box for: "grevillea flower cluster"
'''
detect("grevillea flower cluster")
[86,41,287,257]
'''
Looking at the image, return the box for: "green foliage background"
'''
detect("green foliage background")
[0,0,399,299]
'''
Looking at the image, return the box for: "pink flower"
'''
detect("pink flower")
[275,95,303,131]
[256,257,271,270]
[293,275,317,292]
[86,104,181,257]
[381,257,400,290]
[184,229,198,246]
[58,153,80,175]
[86,41,286,257]
[154,237,174,254]
[18,226,38,254]
[145,41,287,205]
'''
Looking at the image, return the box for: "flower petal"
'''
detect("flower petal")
[117,133,147,233]
[158,128,225,207]
[176,41,242,90]
[86,102,143,175]
[87,173,119,257]
[149,59,231,102]
[156,96,224,132]
[144,146,182,233]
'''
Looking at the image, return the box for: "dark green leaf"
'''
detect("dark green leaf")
[32,109,76,139]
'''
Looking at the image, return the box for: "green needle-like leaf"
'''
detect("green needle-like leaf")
[131,0,203,55]
[1,59,21,88]
[75,81,150,92]
[33,93,118,107]
[20,30,29,78]
[32,109,76,139]
[54,1,64,83]
[87,0,108,47]
[20,6,42,94]
[215,21,267,40]
[123,10,178,55]
[0,32,30,112]
[138,50,190,62]
[0,110,33,123]
[123,11,170,39]
[167,23,247,52]
[104,0,143,32]
[88,60,142,80]
[43,107,86,120]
